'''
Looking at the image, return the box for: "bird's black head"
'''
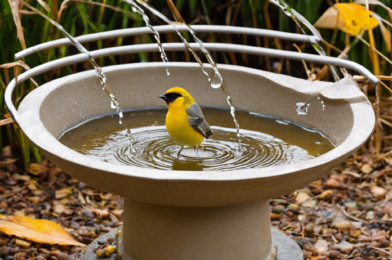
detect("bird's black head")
[158,92,182,104]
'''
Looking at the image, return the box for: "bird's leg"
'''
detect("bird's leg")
[177,146,184,158]
[194,145,199,156]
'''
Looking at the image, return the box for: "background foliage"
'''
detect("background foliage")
[0,0,391,169]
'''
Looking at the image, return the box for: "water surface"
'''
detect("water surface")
[59,107,335,171]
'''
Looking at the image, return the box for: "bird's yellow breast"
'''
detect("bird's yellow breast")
[166,104,204,147]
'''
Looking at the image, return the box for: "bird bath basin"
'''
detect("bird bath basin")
[11,62,374,260]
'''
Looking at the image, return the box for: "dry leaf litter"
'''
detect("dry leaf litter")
[0,142,391,259]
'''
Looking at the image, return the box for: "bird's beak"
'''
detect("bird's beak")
[158,93,168,100]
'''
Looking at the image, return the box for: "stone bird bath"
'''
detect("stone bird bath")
[6,26,376,260]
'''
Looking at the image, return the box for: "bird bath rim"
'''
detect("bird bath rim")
[14,62,374,182]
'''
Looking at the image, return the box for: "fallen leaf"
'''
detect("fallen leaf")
[54,204,65,214]
[371,186,387,199]
[361,164,374,174]
[15,239,31,249]
[325,179,341,189]
[384,191,392,204]
[270,212,281,220]
[342,171,362,178]
[315,4,378,36]
[28,182,37,191]
[302,199,317,208]
[0,215,85,246]
[0,158,20,167]
[334,220,351,230]
[28,164,49,176]
[28,197,40,204]
[316,190,334,200]
[55,187,73,199]
[295,192,311,204]
[13,210,25,216]
[314,239,329,253]
[92,209,109,218]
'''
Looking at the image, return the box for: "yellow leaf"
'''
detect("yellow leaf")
[335,4,379,36]
[0,215,85,246]
[315,3,379,36]
[28,163,49,175]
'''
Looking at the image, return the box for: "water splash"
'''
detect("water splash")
[295,81,339,115]
[125,0,242,150]
[123,0,170,76]
[20,0,136,153]
[269,0,344,114]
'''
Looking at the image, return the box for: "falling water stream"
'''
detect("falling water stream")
[125,0,242,150]
[20,0,137,152]
[123,0,170,76]
[270,0,344,115]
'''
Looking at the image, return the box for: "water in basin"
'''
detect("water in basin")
[59,107,335,171]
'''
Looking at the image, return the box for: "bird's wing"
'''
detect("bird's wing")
[186,103,213,139]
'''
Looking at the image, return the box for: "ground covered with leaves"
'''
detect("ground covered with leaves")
[0,144,391,260]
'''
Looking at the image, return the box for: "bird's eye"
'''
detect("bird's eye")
[166,93,182,102]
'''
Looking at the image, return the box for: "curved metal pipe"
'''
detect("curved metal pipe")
[15,25,319,60]
[6,42,378,125]
[14,42,380,84]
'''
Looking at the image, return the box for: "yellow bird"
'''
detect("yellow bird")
[159,87,213,158]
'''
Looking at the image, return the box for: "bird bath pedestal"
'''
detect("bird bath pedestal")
[9,63,374,260]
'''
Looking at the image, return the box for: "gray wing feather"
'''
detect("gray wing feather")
[186,104,213,139]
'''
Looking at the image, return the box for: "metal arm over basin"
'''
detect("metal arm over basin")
[6,37,379,124]
[15,25,320,60]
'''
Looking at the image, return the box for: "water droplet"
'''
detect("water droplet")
[210,74,222,89]
[131,6,138,12]
[166,70,170,76]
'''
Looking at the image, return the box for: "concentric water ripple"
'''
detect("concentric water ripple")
[60,108,335,171]
[78,125,314,171]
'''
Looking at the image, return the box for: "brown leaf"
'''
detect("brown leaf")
[166,0,184,23]
[361,164,373,174]
[314,239,329,253]
[54,204,65,214]
[0,215,85,246]
[316,190,334,200]
[1,61,40,87]
[0,158,20,167]
[334,220,351,230]
[55,187,73,199]
[28,163,49,175]
[92,209,109,218]
[325,179,341,189]
[9,0,26,49]
[371,12,391,52]
[295,192,311,204]
[36,0,51,12]
[371,186,387,199]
